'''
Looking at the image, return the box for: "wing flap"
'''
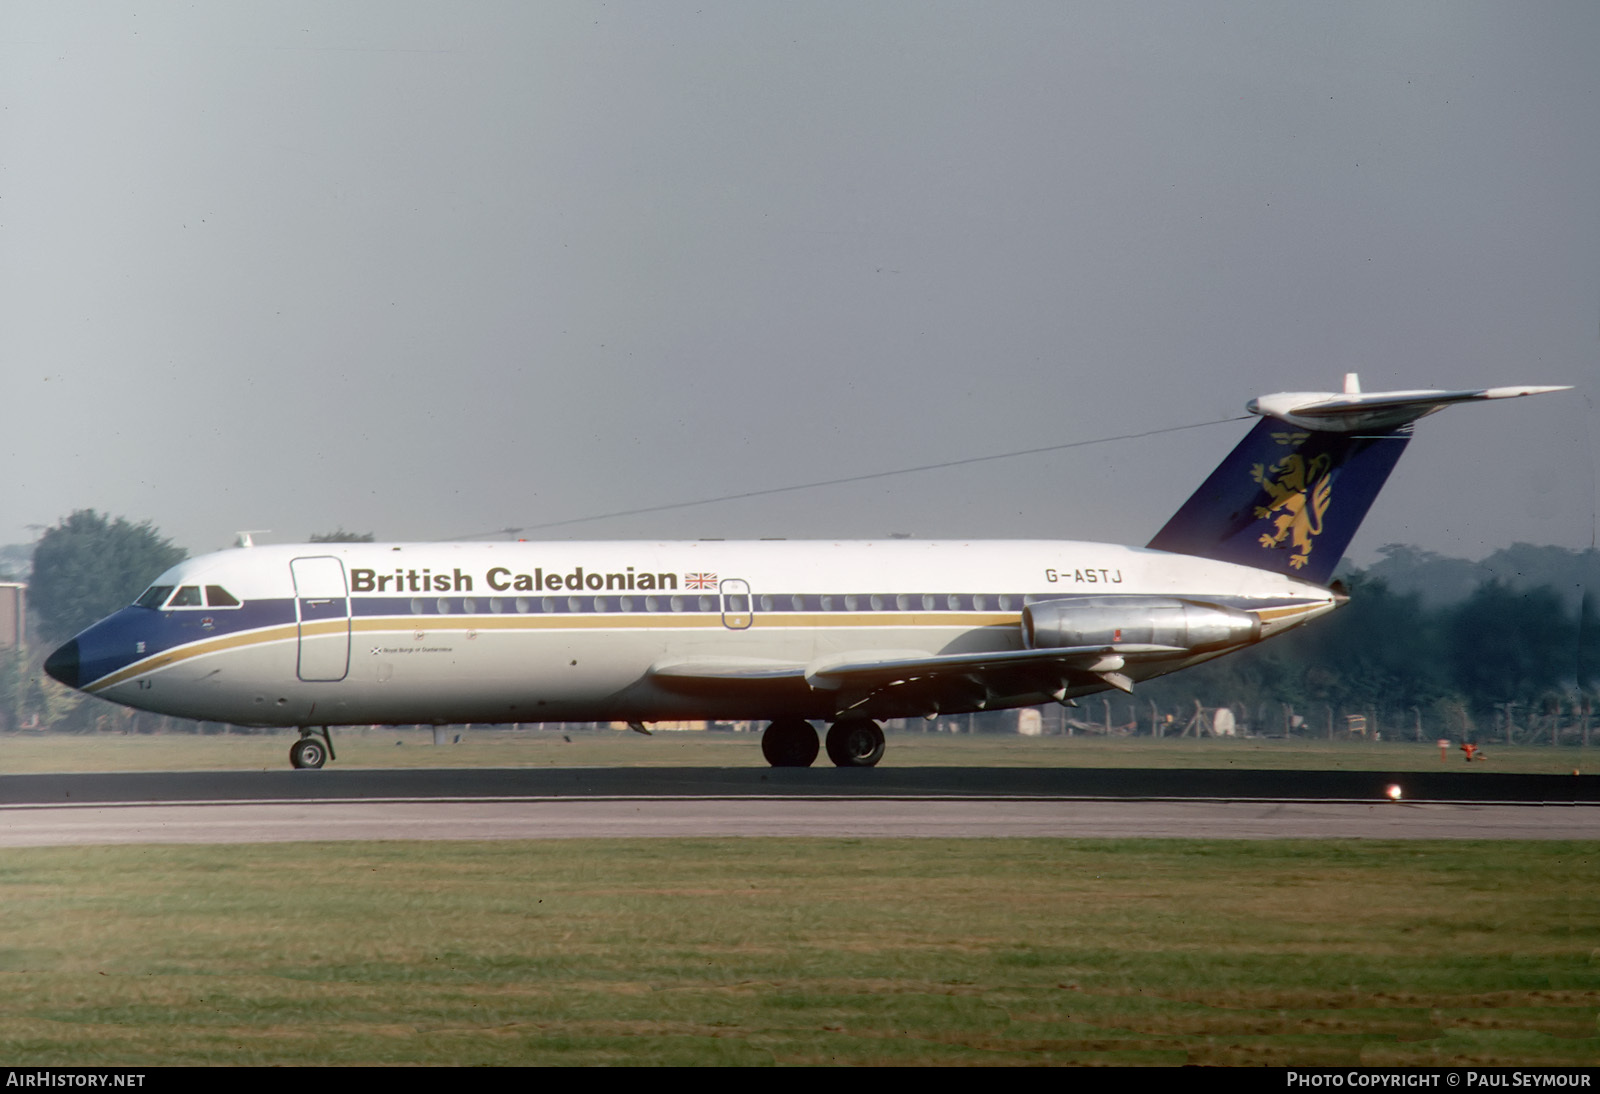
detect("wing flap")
[648,645,1190,707]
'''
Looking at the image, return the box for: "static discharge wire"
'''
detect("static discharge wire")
[451,415,1252,539]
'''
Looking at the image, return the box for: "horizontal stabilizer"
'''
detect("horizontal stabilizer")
[1248,382,1570,433]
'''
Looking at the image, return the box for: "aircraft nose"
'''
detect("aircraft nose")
[44,640,80,689]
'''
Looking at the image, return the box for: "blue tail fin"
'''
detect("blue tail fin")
[1146,417,1409,585]
[1147,377,1570,585]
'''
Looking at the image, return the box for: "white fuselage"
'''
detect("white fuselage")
[69,540,1336,728]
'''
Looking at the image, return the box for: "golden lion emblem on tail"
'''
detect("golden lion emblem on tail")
[1250,447,1333,570]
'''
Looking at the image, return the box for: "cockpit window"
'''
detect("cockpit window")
[136,585,174,609]
[205,586,240,608]
[169,586,203,607]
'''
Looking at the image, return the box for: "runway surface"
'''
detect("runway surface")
[1,766,1595,846]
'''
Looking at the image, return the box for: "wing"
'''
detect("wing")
[649,643,1189,715]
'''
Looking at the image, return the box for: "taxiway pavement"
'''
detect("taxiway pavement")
[0,767,1594,846]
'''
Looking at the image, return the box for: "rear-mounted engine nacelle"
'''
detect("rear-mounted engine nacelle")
[1023,596,1261,652]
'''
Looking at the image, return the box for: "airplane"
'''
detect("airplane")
[43,375,1568,770]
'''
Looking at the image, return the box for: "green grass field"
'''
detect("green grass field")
[2,726,1596,774]
[0,839,1594,1066]
[5,732,1594,1065]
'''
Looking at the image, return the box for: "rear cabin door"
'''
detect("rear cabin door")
[291,556,351,682]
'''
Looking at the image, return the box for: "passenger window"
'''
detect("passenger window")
[670,596,684,612]
[922,594,936,611]
[170,586,203,607]
[698,595,715,612]
[462,598,477,614]
[204,586,240,608]
[759,594,773,612]
[515,598,530,613]
[411,598,426,615]
[136,586,174,609]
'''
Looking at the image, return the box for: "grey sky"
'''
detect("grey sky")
[5,2,1596,564]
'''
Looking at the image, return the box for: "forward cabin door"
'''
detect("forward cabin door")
[291,556,351,682]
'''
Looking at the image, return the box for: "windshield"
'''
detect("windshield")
[135,585,174,609]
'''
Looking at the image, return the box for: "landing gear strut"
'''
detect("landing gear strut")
[761,718,819,767]
[825,718,885,768]
[290,726,335,769]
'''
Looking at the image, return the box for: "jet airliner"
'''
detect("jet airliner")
[44,377,1568,769]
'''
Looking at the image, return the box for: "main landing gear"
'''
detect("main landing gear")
[825,717,886,768]
[290,727,336,769]
[761,718,885,768]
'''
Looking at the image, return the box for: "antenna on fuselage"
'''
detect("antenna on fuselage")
[235,530,271,548]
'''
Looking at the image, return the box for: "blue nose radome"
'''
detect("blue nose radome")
[44,640,80,689]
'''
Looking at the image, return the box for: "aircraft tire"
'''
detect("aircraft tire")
[290,736,328,770]
[761,718,818,768]
[825,718,885,768]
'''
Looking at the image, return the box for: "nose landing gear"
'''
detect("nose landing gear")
[290,727,335,769]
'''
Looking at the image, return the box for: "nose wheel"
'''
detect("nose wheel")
[290,727,335,769]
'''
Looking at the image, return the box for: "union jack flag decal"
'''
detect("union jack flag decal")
[684,572,718,590]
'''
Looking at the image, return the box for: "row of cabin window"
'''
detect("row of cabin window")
[138,586,1028,615]
[394,592,1025,616]
[137,586,1032,616]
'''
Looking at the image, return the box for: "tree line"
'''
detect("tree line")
[1129,569,1595,744]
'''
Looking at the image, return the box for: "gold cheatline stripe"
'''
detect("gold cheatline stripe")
[350,611,1019,632]
[85,623,300,693]
[1254,603,1329,622]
